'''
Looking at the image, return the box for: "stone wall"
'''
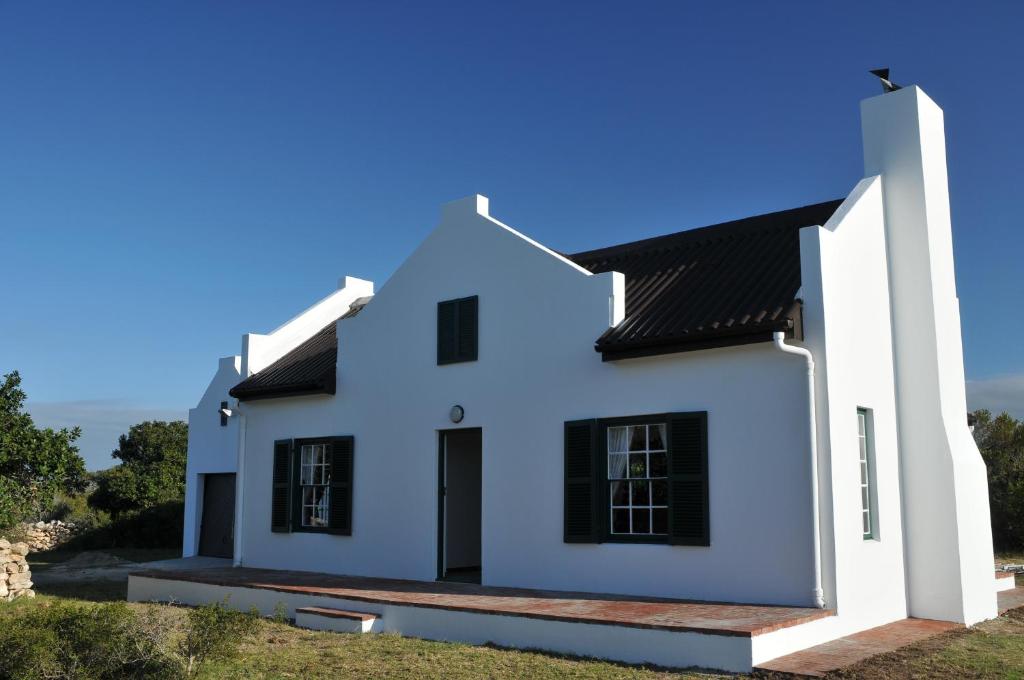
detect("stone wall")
[21,520,78,551]
[0,539,34,602]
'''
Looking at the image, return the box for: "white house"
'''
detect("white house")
[156,84,1004,672]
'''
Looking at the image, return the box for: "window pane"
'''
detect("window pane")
[612,509,630,534]
[858,412,866,436]
[861,487,870,511]
[301,486,314,505]
[631,480,650,506]
[302,505,314,527]
[610,481,629,506]
[652,508,668,535]
[628,426,646,452]
[628,453,646,478]
[649,452,667,478]
[859,436,867,463]
[314,488,330,527]
[648,424,666,451]
[608,427,629,453]
[608,454,628,480]
[301,446,313,466]
[313,445,324,467]
[651,480,668,505]
[300,465,311,485]
[860,462,868,485]
[863,512,871,535]
[631,509,650,534]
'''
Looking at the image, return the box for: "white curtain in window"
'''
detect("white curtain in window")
[608,426,629,453]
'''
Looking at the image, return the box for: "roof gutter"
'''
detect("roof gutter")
[772,331,825,609]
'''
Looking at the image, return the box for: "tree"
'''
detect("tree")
[0,371,87,528]
[972,409,1024,550]
[89,420,188,518]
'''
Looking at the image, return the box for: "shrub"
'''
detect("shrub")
[0,599,260,680]
[62,501,184,551]
[47,490,111,532]
[0,601,178,680]
[178,600,261,678]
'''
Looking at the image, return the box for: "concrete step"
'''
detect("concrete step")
[997,570,1018,593]
[295,606,378,633]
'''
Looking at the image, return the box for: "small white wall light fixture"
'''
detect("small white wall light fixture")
[449,405,464,424]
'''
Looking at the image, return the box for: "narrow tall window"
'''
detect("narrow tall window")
[300,443,331,528]
[857,408,877,540]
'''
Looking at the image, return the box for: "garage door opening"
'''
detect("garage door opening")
[198,473,235,559]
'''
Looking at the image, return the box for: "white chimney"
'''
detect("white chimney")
[862,86,997,624]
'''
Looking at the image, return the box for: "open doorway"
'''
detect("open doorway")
[438,428,482,583]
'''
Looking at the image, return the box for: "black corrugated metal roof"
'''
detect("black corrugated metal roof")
[568,200,843,360]
[229,302,366,401]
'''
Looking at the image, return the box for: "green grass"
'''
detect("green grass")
[7,562,1024,679]
[1,590,726,680]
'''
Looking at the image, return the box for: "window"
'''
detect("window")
[857,408,877,540]
[608,423,669,536]
[299,443,331,528]
[437,296,478,365]
[563,413,708,546]
[270,436,354,536]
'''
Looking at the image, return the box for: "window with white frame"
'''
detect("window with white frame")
[299,443,331,528]
[857,408,876,540]
[607,423,668,535]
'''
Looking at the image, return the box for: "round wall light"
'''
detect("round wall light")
[449,404,465,424]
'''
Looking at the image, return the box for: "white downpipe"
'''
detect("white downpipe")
[232,401,247,567]
[773,331,825,609]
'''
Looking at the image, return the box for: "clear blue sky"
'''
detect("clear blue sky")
[2,1,1022,469]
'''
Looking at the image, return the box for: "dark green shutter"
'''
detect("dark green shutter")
[457,296,478,361]
[271,439,292,533]
[437,296,478,364]
[438,300,458,364]
[667,412,709,546]
[564,419,600,543]
[327,436,354,535]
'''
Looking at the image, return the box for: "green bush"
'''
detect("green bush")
[178,600,261,678]
[63,501,183,551]
[0,599,260,680]
[47,491,111,532]
[0,601,178,680]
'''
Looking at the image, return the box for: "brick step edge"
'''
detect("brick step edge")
[295,606,377,621]
[997,571,1015,580]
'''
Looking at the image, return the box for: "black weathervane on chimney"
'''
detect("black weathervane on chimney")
[870,68,902,93]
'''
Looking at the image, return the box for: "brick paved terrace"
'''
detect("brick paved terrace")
[131,566,833,637]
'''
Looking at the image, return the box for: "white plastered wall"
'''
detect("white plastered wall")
[184,277,374,557]
[236,195,821,606]
[799,176,908,634]
[862,86,996,624]
[183,356,242,557]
